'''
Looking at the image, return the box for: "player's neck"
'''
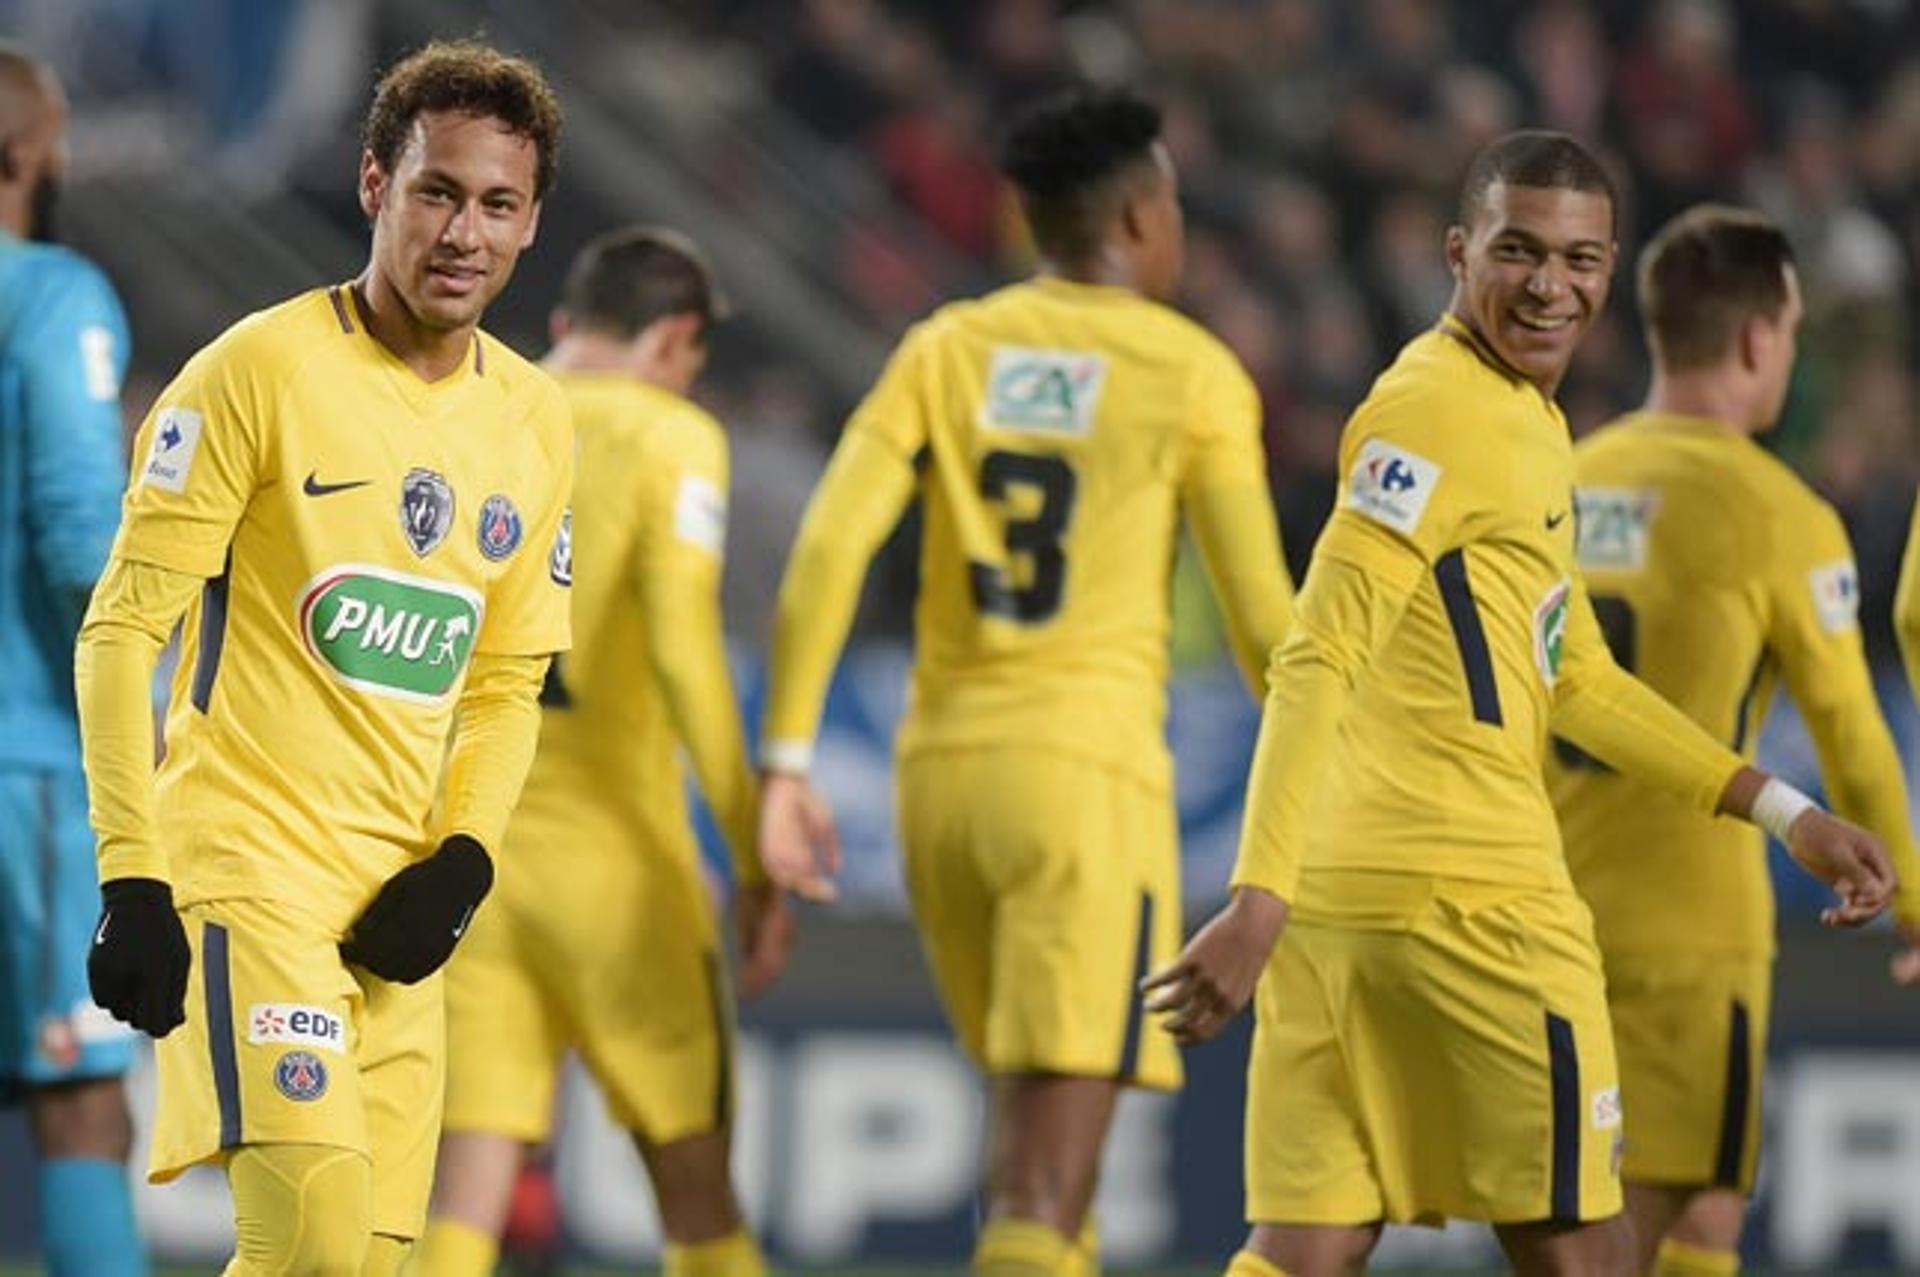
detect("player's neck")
[352,273,476,384]
[1037,257,1139,296]
[544,331,685,395]
[1646,373,1755,436]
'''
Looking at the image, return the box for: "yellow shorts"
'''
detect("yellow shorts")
[150,897,442,1240]
[1604,952,1769,1192]
[1247,872,1622,1227]
[441,800,732,1147]
[897,747,1181,1091]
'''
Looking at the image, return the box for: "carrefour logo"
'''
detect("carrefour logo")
[1371,456,1417,493]
[297,565,483,703]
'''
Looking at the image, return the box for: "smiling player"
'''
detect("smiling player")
[74,42,571,1275]
[1147,133,1895,1277]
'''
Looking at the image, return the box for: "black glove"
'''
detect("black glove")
[340,835,493,984]
[88,877,191,1038]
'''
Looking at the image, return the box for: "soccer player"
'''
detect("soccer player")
[1548,204,1920,1277]
[74,42,572,1276]
[414,226,791,1277]
[1144,134,1895,1277]
[0,43,145,1277]
[1898,503,1920,720]
[758,88,1296,1277]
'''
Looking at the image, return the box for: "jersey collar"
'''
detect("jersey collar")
[332,283,485,398]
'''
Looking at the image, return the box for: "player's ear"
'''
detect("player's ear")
[520,199,542,251]
[358,149,384,222]
[1444,225,1468,280]
[549,307,569,346]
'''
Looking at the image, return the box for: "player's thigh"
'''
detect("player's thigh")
[1245,923,1387,1227]
[564,831,736,1147]
[226,1142,372,1275]
[898,752,998,1065]
[0,768,136,1090]
[1606,954,1770,1193]
[355,966,447,1242]
[912,749,1181,1088]
[440,878,567,1144]
[151,898,364,1184]
[1388,884,1622,1226]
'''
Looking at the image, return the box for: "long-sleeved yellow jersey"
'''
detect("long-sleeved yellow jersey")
[1233,316,1748,908]
[75,284,573,933]
[1550,411,1920,958]
[1897,495,1920,715]
[763,275,1294,793]
[508,372,760,882]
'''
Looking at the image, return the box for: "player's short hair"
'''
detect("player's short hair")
[560,225,729,342]
[362,39,563,198]
[1638,204,1797,372]
[998,87,1163,264]
[1458,130,1616,233]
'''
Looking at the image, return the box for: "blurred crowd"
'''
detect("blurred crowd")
[701,0,1920,658]
[11,0,1920,661]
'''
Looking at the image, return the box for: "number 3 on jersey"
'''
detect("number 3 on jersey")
[970,449,1076,624]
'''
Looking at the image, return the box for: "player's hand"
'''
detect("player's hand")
[340,834,493,984]
[1783,808,1896,928]
[88,877,191,1038]
[1140,886,1290,1046]
[1890,911,1920,985]
[758,772,842,903]
[734,880,796,999]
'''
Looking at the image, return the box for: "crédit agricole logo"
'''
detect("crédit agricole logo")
[298,565,483,703]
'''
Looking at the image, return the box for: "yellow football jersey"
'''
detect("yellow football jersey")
[764,276,1293,792]
[1897,494,1920,714]
[107,284,572,933]
[1550,411,1920,958]
[508,371,757,873]
[1233,317,1745,904]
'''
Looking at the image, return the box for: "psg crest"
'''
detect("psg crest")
[477,493,524,561]
[400,468,454,557]
[273,1050,328,1102]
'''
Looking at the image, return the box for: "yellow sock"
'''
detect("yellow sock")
[1655,1237,1739,1276]
[407,1218,498,1277]
[1225,1249,1290,1277]
[665,1229,767,1277]
[974,1217,1074,1277]
[1059,1218,1098,1277]
[360,1234,412,1277]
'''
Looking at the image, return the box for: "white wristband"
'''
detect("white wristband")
[1751,777,1817,842]
[759,737,814,776]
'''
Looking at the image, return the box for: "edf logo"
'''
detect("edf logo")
[248,1002,346,1053]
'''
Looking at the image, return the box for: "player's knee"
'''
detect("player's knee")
[228,1144,372,1275]
[27,1077,134,1160]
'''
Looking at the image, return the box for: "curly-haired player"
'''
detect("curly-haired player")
[75,40,571,1275]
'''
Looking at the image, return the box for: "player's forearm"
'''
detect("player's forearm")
[439,653,549,852]
[1229,551,1403,900]
[1185,474,1295,697]
[1552,662,1744,815]
[76,558,200,883]
[761,429,915,771]
[647,573,764,884]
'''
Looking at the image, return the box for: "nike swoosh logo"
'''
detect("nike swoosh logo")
[93,915,110,946]
[1545,510,1570,530]
[451,905,476,940]
[303,472,371,498]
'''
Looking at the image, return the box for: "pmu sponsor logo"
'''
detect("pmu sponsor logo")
[1533,578,1571,687]
[298,565,484,703]
[247,1003,345,1054]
